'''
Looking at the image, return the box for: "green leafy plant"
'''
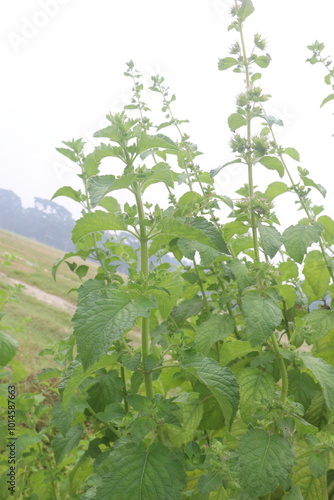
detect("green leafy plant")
[4,1,334,498]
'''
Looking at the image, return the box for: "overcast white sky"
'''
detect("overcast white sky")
[2,0,334,227]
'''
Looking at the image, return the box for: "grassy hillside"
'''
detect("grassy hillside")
[0,229,98,373]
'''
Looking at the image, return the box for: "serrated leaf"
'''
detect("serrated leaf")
[73,280,154,369]
[52,398,86,437]
[283,224,322,263]
[0,330,18,367]
[198,471,222,494]
[96,441,186,500]
[242,291,283,346]
[288,369,317,412]
[181,353,239,429]
[278,260,299,282]
[195,315,235,355]
[318,215,334,242]
[309,453,327,478]
[52,425,83,464]
[219,340,261,367]
[238,368,277,423]
[52,251,89,280]
[151,272,183,320]
[210,159,243,178]
[238,429,294,497]
[301,176,326,197]
[320,93,334,108]
[284,147,300,161]
[164,397,204,446]
[88,175,134,207]
[282,484,303,499]
[303,250,330,297]
[72,210,126,243]
[237,0,255,21]
[275,284,297,309]
[160,217,229,255]
[141,162,174,191]
[292,440,328,499]
[264,181,288,200]
[255,55,271,68]
[170,297,204,325]
[258,156,284,177]
[83,144,123,176]
[51,186,82,202]
[56,147,77,162]
[99,196,121,213]
[228,113,246,131]
[218,57,238,71]
[137,134,178,154]
[229,259,256,290]
[258,223,283,258]
[299,353,334,409]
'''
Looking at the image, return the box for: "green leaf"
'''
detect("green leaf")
[318,215,334,242]
[278,261,299,282]
[195,315,236,355]
[284,147,300,161]
[72,210,126,243]
[223,221,248,242]
[99,196,122,213]
[218,57,238,71]
[254,55,271,68]
[242,291,283,346]
[258,156,284,177]
[61,355,118,410]
[73,280,155,369]
[83,144,123,176]
[303,251,330,297]
[161,217,229,255]
[228,259,256,290]
[56,147,77,162]
[283,224,322,264]
[282,485,303,499]
[264,181,288,200]
[152,272,184,320]
[164,396,204,446]
[52,398,86,437]
[198,471,222,494]
[142,163,174,191]
[258,223,283,258]
[170,297,204,326]
[299,353,334,410]
[136,134,178,154]
[237,0,255,21]
[288,369,317,412]
[96,441,186,500]
[210,159,243,178]
[301,176,326,197]
[52,425,83,464]
[238,368,277,423]
[320,93,334,108]
[52,251,89,280]
[0,331,18,367]
[88,174,134,207]
[228,113,246,131]
[251,72,262,83]
[238,429,294,497]
[51,186,82,203]
[309,453,327,478]
[275,284,297,309]
[219,340,261,367]
[181,353,239,429]
[292,440,328,499]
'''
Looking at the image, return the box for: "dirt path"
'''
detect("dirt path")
[1,273,76,314]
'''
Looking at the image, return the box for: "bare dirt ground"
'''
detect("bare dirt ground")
[1,272,76,314]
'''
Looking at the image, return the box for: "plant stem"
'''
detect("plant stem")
[120,365,129,412]
[238,5,261,265]
[271,333,288,403]
[193,260,210,314]
[134,183,154,399]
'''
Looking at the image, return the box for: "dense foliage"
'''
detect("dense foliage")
[1,1,334,498]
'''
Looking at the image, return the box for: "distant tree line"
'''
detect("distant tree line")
[0,189,178,272]
[0,189,75,251]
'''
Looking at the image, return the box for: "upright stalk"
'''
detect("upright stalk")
[237,4,288,400]
[133,183,154,399]
[237,5,260,265]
